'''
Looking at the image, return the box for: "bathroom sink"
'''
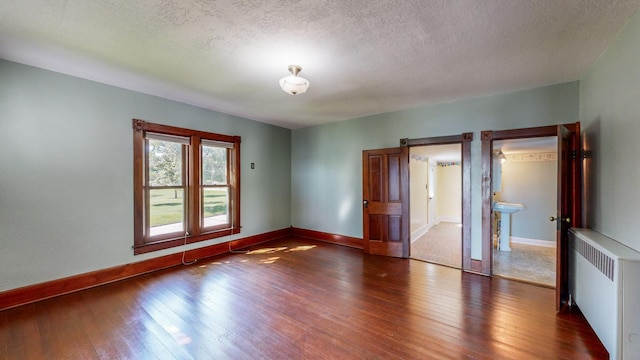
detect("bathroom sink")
[493,201,525,214]
[493,202,524,251]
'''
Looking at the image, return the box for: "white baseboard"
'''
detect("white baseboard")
[436,215,461,224]
[411,223,433,242]
[511,236,556,248]
[411,217,462,242]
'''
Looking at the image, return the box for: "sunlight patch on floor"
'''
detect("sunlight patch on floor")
[287,245,317,252]
[260,256,281,264]
[246,246,288,255]
[206,244,318,266]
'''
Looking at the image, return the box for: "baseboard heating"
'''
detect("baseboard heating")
[569,228,640,360]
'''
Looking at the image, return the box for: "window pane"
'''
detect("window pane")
[148,139,183,187]
[203,187,228,228]
[202,145,227,185]
[149,188,184,236]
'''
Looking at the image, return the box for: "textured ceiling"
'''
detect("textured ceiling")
[1,1,639,129]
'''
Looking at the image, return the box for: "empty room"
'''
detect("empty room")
[2,1,640,359]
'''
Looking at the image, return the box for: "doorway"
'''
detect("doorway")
[361,134,473,270]
[409,144,462,268]
[481,124,582,311]
[491,137,557,286]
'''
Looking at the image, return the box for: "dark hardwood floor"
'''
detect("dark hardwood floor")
[1,237,607,359]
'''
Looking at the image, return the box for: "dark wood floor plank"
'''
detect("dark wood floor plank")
[0,311,7,359]
[0,237,607,359]
[133,278,231,359]
[11,308,45,360]
[116,278,196,360]
[111,279,186,360]
[32,298,92,359]
[192,260,316,358]
[75,289,144,360]
[134,266,276,358]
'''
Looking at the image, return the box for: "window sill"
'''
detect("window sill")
[133,227,240,255]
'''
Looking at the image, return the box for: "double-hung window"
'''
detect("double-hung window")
[133,119,241,254]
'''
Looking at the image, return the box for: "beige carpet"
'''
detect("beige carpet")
[411,222,462,268]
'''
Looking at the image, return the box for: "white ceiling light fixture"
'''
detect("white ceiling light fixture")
[279,65,310,95]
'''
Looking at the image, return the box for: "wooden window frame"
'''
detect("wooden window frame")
[199,141,234,233]
[133,119,241,255]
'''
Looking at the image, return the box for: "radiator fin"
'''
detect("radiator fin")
[572,235,615,281]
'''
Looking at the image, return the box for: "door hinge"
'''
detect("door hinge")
[571,150,577,159]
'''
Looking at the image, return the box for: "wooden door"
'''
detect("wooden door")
[362,147,409,258]
[483,123,581,312]
[555,124,578,311]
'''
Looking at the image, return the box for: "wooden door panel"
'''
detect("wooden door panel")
[389,215,401,242]
[369,202,402,214]
[368,239,403,256]
[363,147,409,258]
[369,156,383,201]
[369,215,384,241]
[366,215,402,241]
[388,154,401,201]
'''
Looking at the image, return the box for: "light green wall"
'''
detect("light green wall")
[0,60,291,291]
[292,82,579,260]
[501,160,557,242]
[580,10,640,252]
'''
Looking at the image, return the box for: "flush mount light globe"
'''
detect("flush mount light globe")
[279,65,310,95]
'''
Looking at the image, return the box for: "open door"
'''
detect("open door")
[482,123,581,312]
[555,125,578,311]
[362,147,410,258]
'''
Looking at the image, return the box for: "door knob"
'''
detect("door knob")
[549,216,570,223]
[363,200,368,208]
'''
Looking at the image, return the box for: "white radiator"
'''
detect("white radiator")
[569,228,640,360]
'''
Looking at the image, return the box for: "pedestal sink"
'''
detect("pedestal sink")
[493,201,525,251]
